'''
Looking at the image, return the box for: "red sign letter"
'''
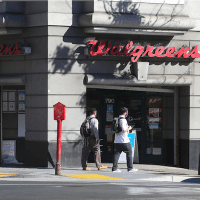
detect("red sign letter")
[166,47,176,57]
[155,46,166,57]
[87,40,98,56]
[142,45,155,57]
[130,46,144,62]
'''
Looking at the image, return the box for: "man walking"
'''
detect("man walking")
[112,107,138,172]
[81,108,107,170]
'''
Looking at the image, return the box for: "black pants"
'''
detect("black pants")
[112,143,133,171]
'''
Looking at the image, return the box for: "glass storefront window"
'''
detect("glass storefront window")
[146,96,162,155]
[119,99,141,128]
[119,98,142,157]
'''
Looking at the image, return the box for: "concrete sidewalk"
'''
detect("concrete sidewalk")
[0,163,199,183]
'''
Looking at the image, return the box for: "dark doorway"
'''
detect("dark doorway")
[86,88,163,164]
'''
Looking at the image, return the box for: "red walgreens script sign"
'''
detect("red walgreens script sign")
[87,40,200,62]
[0,42,21,55]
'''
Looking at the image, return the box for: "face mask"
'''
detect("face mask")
[125,112,128,118]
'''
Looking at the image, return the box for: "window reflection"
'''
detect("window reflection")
[146,97,162,155]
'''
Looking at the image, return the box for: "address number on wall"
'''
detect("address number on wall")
[105,98,114,104]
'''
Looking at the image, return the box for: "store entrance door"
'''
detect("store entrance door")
[86,88,163,164]
[102,93,145,163]
[116,96,145,163]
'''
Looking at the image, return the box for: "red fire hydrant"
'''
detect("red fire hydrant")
[53,102,66,175]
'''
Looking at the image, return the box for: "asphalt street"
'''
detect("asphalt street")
[1,163,200,200]
[1,180,200,200]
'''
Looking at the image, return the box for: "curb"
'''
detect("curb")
[2,174,200,183]
[137,175,200,183]
[6,174,198,183]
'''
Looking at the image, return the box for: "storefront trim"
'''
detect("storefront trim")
[85,74,193,86]
[174,86,179,166]
[0,86,2,163]
[0,75,25,85]
[86,84,174,93]
[83,27,185,36]
[0,14,25,28]
[78,13,196,31]
[0,14,25,35]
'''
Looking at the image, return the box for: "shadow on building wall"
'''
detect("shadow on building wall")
[47,0,192,168]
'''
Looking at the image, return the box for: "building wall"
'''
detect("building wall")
[45,0,200,169]
[184,0,200,170]
[47,1,86,167]
[0,1,48,166]
[1,0,199,169]
[23,1,48,167]
[83,0,185,16]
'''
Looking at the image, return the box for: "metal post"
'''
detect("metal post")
[174,87,179,166]
[55,119,62,175]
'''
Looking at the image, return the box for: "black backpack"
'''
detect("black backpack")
[80,117,94,137]
[112,117,124,133]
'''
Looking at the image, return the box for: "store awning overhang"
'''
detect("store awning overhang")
[78,13,196,36]
[0,75,25,85]
[85,74,193,93]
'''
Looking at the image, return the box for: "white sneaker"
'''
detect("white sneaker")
[112,169,121,172]
[128,168,138,172]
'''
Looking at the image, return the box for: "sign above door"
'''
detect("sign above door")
[85,40,200,62]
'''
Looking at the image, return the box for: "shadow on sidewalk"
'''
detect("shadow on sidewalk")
[0,163,53,170]
[182,177,200,184]
[0,163,26,168]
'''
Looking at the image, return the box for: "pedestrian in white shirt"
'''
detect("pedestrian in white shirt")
[112,107,138,173]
